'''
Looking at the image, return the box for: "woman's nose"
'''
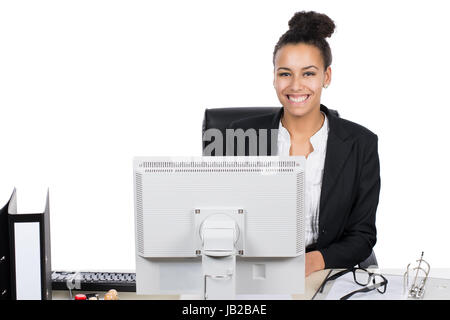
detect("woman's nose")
[289,75,306,91]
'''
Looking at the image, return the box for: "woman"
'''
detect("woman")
[229,11,381,276]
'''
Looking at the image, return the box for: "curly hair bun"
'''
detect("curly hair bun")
[288,11,335,39]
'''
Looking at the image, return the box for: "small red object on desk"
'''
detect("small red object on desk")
[74,294,87,300]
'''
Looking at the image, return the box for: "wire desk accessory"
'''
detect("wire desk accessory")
[403,252,430,299]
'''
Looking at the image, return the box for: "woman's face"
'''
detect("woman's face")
[273,43,331,118]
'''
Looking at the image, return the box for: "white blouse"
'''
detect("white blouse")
[277,113,329,248]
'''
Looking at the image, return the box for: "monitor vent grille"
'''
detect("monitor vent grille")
[135,172,144,255]
[140,160,298,168]
[144,168,294,173]
[296,172,305,255]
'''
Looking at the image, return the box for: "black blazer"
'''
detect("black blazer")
[228,104,381,268]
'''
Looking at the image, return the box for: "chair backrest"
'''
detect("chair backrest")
[202,106,340,154]
[202,106,341,133]
[202,107,279,132]
[202,107,280,155]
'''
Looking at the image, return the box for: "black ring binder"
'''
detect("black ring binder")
[1,188,52,300]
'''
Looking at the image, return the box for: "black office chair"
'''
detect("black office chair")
[202,107,340,154]
[202,106,378,269]
[359,251,378,269]
[202,107,278,155]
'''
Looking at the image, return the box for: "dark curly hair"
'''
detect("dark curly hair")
[273,11,336,70]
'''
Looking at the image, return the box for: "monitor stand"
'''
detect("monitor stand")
[194,213,295,300]
[200,214,237,300]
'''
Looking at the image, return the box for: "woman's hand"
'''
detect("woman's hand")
[305,251,325,277]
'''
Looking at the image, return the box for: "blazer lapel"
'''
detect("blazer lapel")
[318,109,354,226]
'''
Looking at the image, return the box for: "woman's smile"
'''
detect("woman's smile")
[286,93,311,105]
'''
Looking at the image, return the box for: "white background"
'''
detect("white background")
[1,0,449,271]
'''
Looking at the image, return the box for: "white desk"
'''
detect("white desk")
[52,268,450,300]
[52,269,330,300]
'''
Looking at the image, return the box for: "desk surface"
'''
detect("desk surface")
[51,269,329,300]
[52,268,450,300]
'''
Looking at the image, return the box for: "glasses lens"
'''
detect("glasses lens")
[354,269,370,285]
[374,275,387,293]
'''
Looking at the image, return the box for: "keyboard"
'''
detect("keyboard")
[52,271,136,292]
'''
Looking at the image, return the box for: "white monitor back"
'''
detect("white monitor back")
[133,156,305,295]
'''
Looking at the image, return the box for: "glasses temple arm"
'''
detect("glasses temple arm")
[340,281,388,300]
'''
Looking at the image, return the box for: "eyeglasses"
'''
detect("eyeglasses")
[318,267,388,300]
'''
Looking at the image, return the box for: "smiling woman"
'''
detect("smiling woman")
[273,11,333,145]
[226,11,381,277]
[274,44,330,119]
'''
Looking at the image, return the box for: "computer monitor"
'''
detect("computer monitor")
[133,156,305,299]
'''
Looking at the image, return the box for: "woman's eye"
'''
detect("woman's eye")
[278,72,315,77]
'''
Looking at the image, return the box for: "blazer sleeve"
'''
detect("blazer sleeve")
[319,134,381,268]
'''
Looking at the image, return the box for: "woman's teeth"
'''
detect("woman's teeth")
[288,95,309,103]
